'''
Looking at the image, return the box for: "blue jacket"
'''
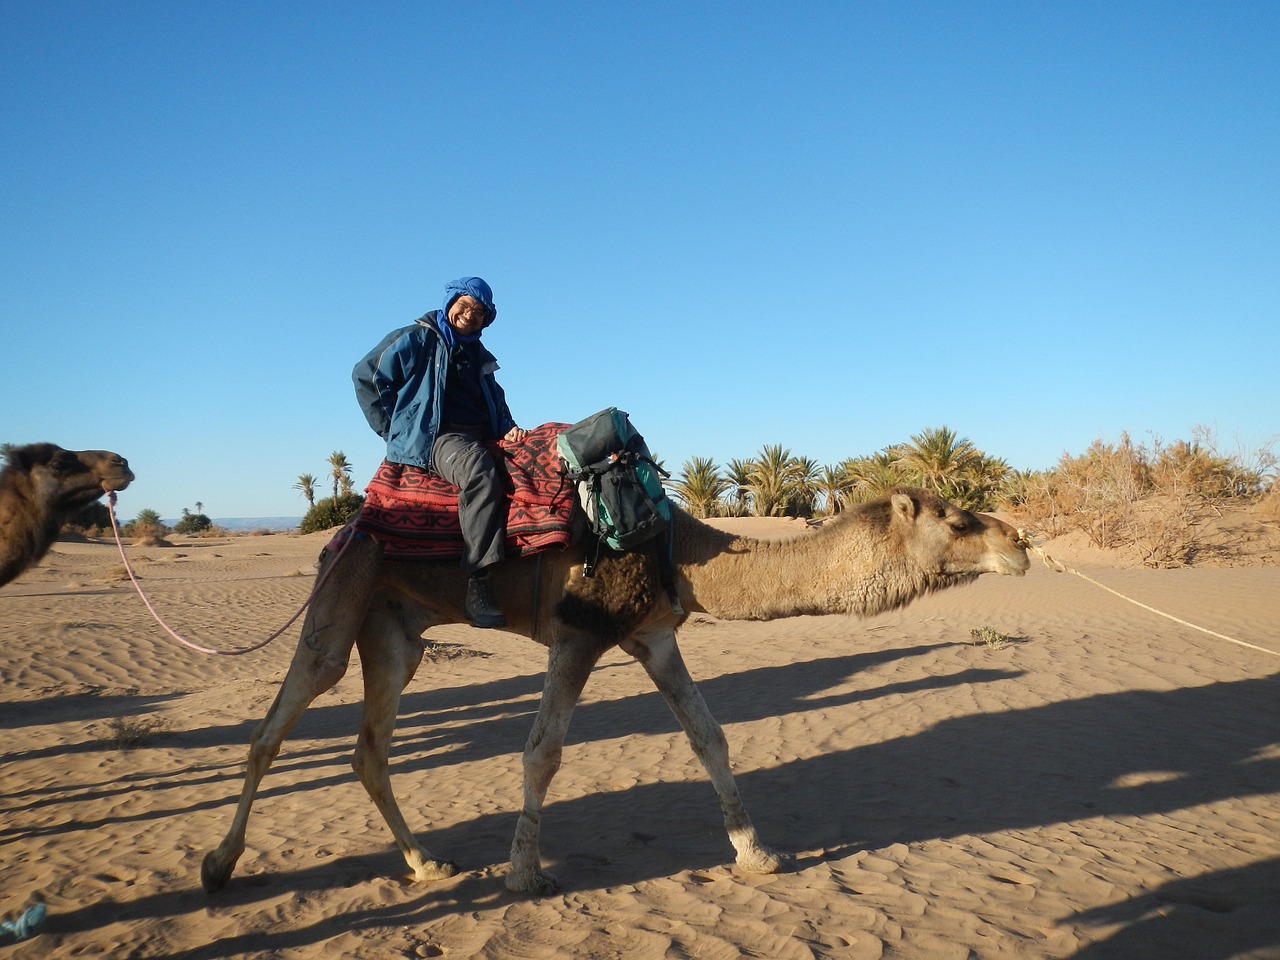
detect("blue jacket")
[352,311,516,470]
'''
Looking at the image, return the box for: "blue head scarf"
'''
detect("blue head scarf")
[436,276,497,349]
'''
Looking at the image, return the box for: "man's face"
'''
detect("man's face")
[447,295,488,336]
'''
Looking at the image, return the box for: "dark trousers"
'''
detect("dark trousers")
[431,431,506,575]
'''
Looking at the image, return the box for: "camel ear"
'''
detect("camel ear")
[6,446,47,474]
[890,491,918,522]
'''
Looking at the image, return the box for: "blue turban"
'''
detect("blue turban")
[442,276,497,329]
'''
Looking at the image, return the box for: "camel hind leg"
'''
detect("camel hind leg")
[631,626,786,875]
[201,534,379,893]
[350,605,457,883]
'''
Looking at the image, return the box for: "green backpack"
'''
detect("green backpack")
[556,407,673,554]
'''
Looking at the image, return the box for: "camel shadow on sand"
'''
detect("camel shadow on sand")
[13,644,1280,960]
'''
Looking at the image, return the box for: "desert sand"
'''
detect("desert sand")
[2,514,1279,959]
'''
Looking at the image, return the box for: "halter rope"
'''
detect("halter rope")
[1021,532,1279,659]
[107,492,353,657]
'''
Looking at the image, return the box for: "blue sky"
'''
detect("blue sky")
[3,1,1277,519]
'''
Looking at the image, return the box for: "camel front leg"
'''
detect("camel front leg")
[636,627,786,875]
[351,610,457,883]
[202,534,379,893]
[201,630,353,892]
[506,637,601,895]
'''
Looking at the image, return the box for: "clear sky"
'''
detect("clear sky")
[3,1,1277,520]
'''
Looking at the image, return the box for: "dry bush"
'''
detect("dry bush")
[1054,434,1149,551]
[1003,431,1260,567]
[104,715,170,750]
[1130,494,1213,568]
[1259,487,1280,523]
[1000,471,1069,539]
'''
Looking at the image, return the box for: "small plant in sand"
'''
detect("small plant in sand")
[105,715,170,750]
[95,565,132,583]
[969,625,1015,650]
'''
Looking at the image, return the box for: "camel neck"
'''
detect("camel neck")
[674,520,836,621]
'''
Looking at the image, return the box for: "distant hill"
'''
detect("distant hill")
[163,517,302,533]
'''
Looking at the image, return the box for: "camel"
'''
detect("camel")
[0,443,134,588]
[202,487,1029,895]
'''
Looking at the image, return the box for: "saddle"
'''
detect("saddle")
[339,423,576,561]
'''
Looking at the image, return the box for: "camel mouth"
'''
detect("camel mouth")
[1000,554,1030,576]
[101,473,134,493]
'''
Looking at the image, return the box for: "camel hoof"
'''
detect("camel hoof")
[413,859,459,883]
[736,847,790,875]
[505,867,560,896]
[201,852,235,893]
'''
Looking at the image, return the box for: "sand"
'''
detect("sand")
[2,516,1279,959]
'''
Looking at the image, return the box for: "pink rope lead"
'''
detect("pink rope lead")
[106,492,354,657]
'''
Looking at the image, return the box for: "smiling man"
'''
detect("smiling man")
[353,276,527,628]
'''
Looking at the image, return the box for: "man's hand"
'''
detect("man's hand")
[504,426,529,443]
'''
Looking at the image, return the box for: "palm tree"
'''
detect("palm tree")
[293,473,318,507]
[959,454,1011,509]
[746,444,797,517]
[839,452,902,503]
[328,452,353,501]
[669,457,729,519]
[817,464,848,515]
[724,458,753,517]
[892,426,982,494]
[786,455,821,517]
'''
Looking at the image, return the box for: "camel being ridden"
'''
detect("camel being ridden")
[202,487,1029,895]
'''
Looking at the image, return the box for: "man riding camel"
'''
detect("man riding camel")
[353,276,527,628]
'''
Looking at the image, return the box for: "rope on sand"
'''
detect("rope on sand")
[1022,533,1279,659]
[106,492,352,657]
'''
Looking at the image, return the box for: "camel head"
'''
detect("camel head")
[883,487,1029,578]
[3,443,135,511]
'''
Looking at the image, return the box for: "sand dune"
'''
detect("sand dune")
[2,519,1278,959]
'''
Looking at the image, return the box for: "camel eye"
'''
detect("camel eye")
[948,517,968,533]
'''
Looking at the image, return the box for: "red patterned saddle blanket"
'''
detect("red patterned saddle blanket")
[337,422,576,561]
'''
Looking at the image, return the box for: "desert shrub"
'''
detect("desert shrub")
[299,493,365,534]
[64,501,112,534]
[969,625,1018,649]
[1000,431,1270,567]
[998,470,1071,539]
[1258,485,1280,523]
[105,715,170,750]
[124,508,168,540]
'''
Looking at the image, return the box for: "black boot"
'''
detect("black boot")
[465,572,506,629]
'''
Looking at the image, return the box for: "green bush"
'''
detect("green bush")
[173,508,213,534]
[64,501,112,533]
[124,508,167,540]
[299,493,365,534]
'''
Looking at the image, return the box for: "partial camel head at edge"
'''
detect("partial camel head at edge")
[0,443,134,588]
